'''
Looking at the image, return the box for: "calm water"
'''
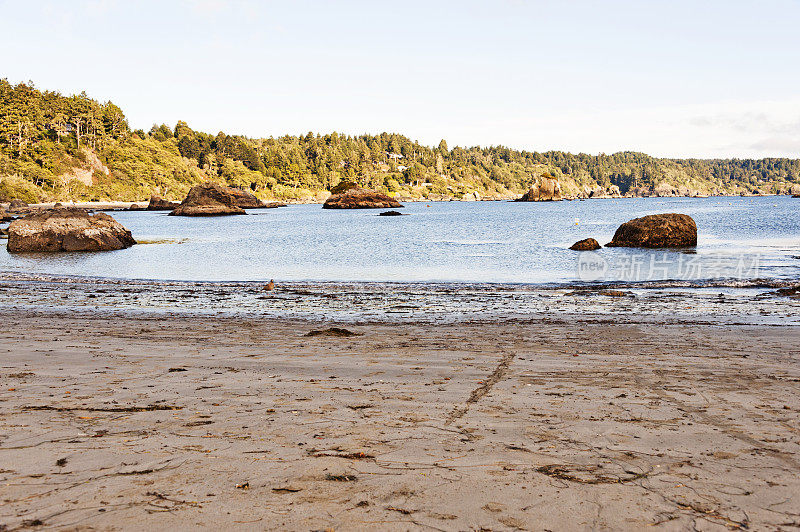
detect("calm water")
[1,196,798,285]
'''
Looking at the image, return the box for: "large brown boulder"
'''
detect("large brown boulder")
[570,238,601,251]
[7,208,136,252]
[147,195,177,211]
[170,182,247,216]
[516,176,562,202]
[606,213,697,248]
[323,187,403,209]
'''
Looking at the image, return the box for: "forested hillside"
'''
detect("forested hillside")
[2,80,799,203]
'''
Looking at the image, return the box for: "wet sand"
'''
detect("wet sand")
[1,309,799,530]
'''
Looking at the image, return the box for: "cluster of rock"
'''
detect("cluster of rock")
[570,213,697,251]
[6,208,136,252]
[147,195,178,211]
[2,198,36,216]
[127,184,287,215]
[568,182,800,199]
[515,176,562,202]
[0,186,702,258]
[171,183,247,216]
[461,191,481,201]
[169,182,286,216]
[1,199,39,223]
[0,183,292,252]
[573,185,622,199]
[226,187,269,209]
[323,186,403,209]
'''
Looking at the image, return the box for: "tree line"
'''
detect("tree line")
[1,79,798,203]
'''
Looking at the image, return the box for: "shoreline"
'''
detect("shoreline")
[1,271,798,326]
[3,192,796,211]
[1,309,798,530]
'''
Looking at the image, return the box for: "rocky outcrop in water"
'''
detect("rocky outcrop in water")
[171,182,247,216]
[7,208,136,252]
[226,187,267,209]
[516,176,562,202]
[379,210,404,216]
[606,213,697,248]
[569,238,601,251]
[323,187,403,209]
[147,195,177,211]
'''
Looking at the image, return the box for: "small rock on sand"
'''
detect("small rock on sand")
[305,327,361,337]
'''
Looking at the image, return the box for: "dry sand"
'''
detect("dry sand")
[1,310,799,530]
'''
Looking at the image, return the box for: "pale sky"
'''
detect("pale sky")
[3,0,800,158]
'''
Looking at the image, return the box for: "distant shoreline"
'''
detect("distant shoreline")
[3,192,794,212]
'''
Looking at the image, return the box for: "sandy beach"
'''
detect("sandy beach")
[1,308,798,530]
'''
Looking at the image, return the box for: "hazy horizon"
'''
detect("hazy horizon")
[3,0,800,159]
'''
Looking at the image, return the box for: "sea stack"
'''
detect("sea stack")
[515,175,562,202]
[170,182,247,216]
[323,186,403,209]
[606,213,697,248]
[7,208,136,252]
[225,187,267,209]
[570,238,601,251]
[147,195,177,211]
